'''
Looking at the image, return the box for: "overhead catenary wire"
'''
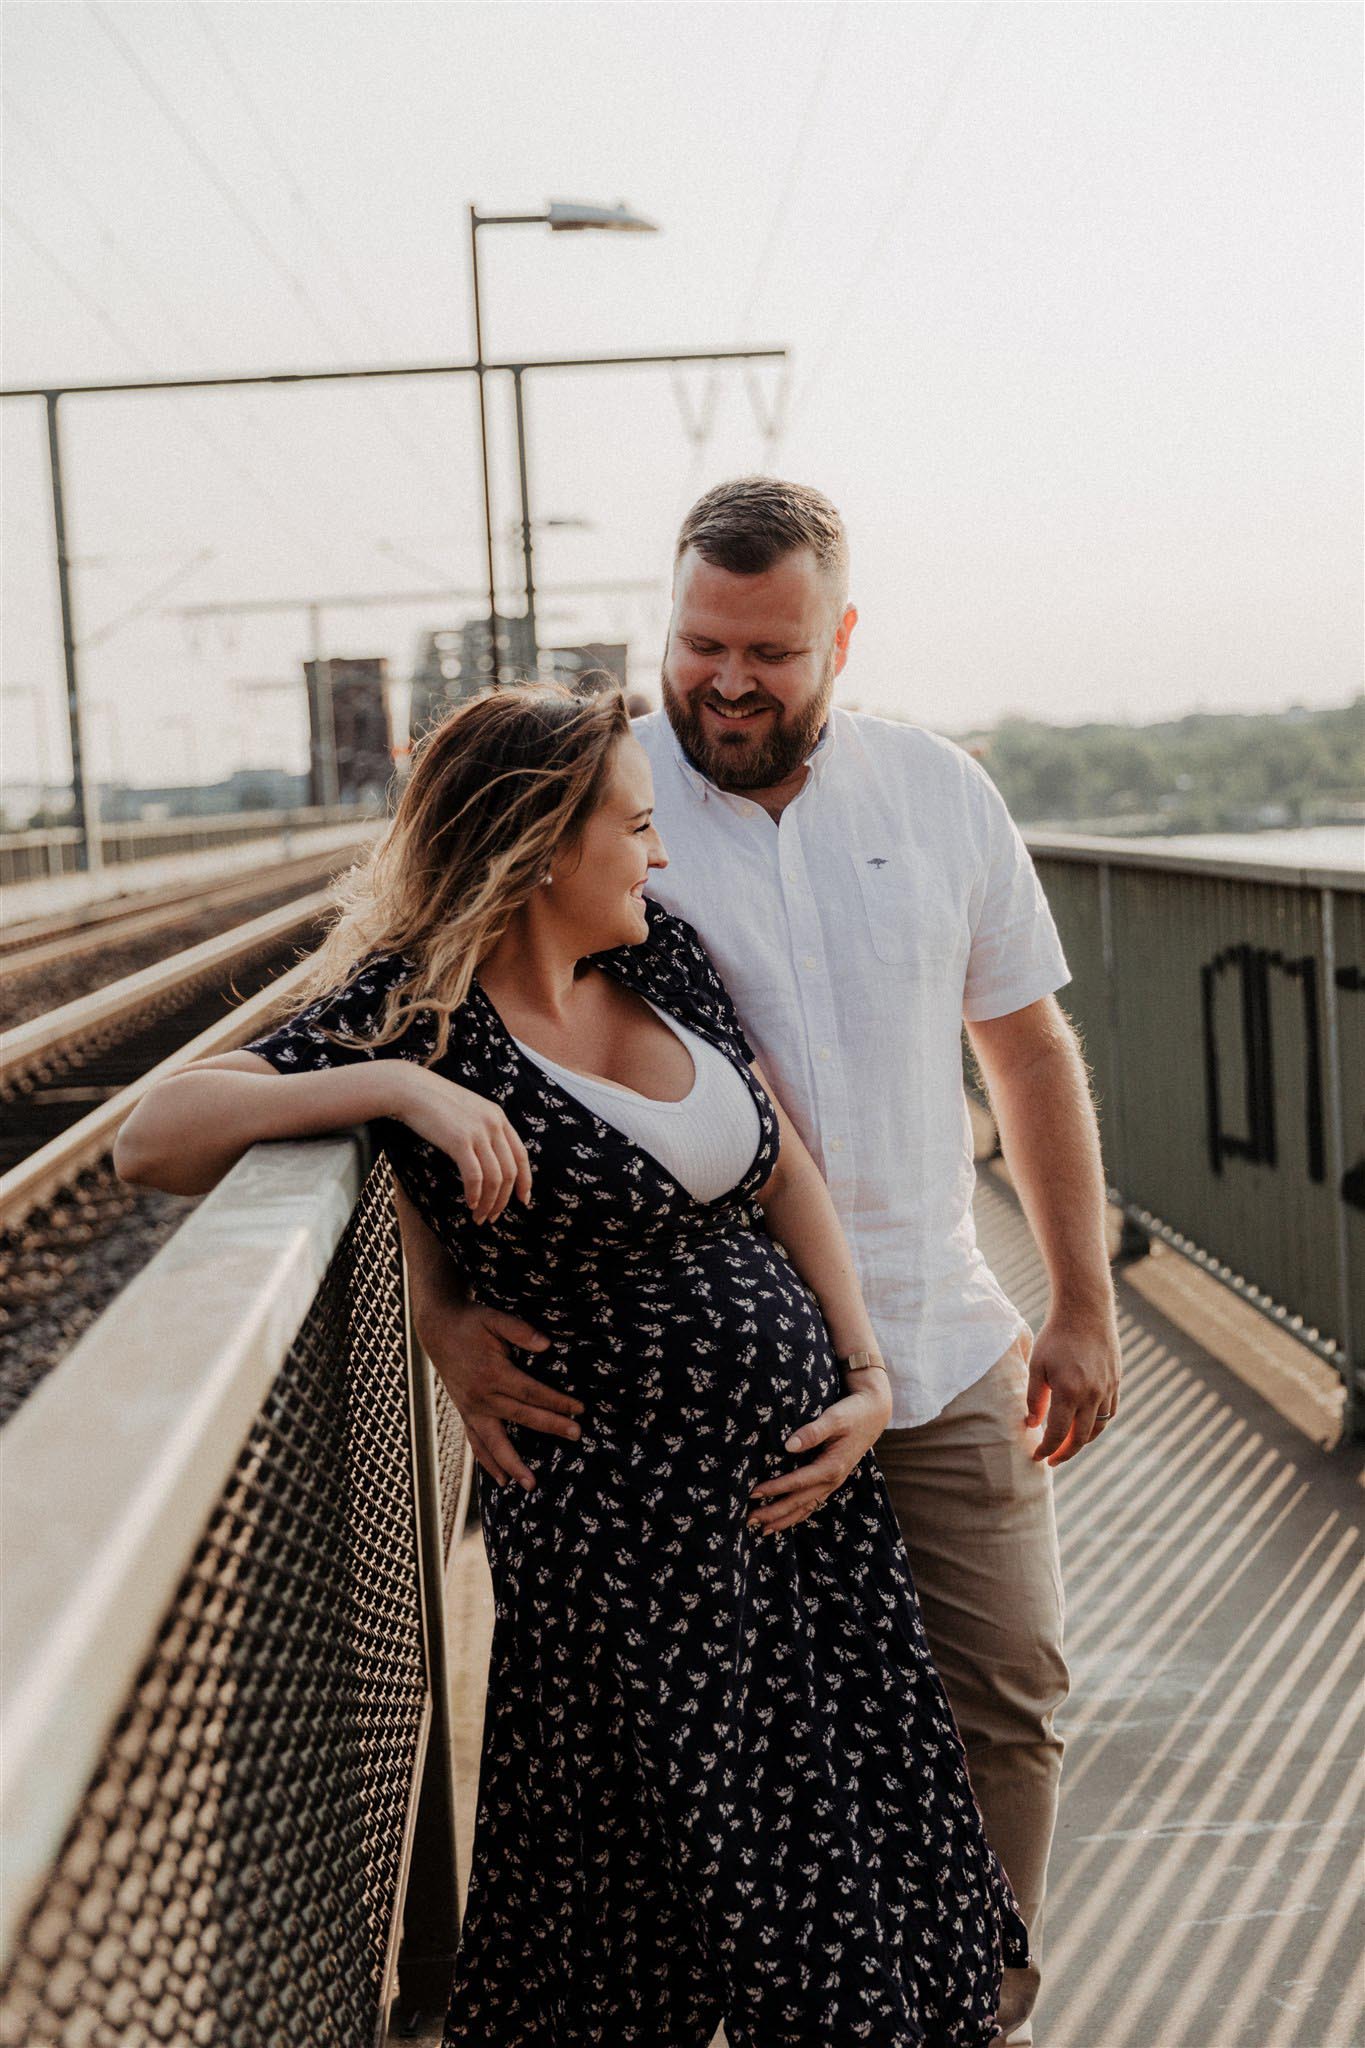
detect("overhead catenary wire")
[1,197,340,560]
[1,96,369,560]
[771,2,994,461]
[187,2,450,483]
[87,1,440,500]
[671,0,845,510]
[1,192,444,724]
[653,0,844,680]
[737,1,849,338]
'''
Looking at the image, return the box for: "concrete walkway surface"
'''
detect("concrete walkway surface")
[397,1162,1364,2048]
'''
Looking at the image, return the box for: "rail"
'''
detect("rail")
[0,1133,472,2045]
[0,894,332,1095]
[1020,831,1364,1431]
[0,804,376,888]
[0,842,359,973]
[0,950,321,1232]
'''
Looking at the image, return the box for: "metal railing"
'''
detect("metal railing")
[0,806,377,888]
[0,1132,472,2046]
[1022,833,1364,1432]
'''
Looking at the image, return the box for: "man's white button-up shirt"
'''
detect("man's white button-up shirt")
[633,705,1072,1429]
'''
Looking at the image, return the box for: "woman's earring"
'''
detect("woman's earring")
[540,869,554,887]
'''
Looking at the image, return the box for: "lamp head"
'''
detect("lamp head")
[547,200,658,234]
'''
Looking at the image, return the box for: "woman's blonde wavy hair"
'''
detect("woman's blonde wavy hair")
[263,677,633,1066]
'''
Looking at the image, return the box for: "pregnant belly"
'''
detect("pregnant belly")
[502,1230,845,1500]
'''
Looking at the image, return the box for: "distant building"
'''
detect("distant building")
[303,657,394,808]
[542,642,629,693]
[407,618,630,740]
[409,614,538,738]
[224,766,312,813]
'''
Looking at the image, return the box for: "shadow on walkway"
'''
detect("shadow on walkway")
[979,1169,1364,2048]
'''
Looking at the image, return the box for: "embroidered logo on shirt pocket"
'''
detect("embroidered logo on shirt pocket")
[848,845,957,968]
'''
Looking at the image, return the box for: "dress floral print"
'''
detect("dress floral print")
[245,898,1029,2048]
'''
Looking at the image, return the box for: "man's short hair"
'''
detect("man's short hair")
[675,476,849,601]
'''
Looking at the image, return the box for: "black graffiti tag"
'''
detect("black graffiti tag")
[1201,946,1362,1209]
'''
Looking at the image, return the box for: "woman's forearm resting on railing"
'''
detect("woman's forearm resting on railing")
[113,1059,406,1198]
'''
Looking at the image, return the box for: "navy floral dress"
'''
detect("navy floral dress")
[245,897,1028,2048]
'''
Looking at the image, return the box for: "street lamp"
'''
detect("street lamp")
[468,200,658,685]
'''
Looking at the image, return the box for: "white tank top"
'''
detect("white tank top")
[511,999,762,1203]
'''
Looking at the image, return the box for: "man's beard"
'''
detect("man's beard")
[660,651,837,792]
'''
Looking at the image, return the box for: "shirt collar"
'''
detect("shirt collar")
[665,705,840,806]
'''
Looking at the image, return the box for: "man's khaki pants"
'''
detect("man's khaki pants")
[871,1333,1069,2047]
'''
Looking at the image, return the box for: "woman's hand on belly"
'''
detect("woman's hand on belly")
[745,1373,892,1535]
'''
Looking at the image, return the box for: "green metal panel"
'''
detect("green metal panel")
[1328,888,1365,1368]
[1025,843,1363,1419]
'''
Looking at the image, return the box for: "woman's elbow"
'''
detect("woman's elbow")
[113,1096,202,1194]
[112,1111,168,1190]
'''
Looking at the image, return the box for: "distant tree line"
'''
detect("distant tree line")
[7,693,1362,842]
[955,697,1365,833]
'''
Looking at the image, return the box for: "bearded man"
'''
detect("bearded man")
[400,476,1121,2047]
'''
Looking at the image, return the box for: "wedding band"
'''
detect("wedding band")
[1096,1410,1114,1422]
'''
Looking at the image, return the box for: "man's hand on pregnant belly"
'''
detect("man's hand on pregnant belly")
[746,1377,892,1535]
[419,1298,583,1494]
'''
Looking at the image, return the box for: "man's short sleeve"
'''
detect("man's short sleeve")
[962,761,1071,1023]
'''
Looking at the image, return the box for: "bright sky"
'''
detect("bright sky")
[2,0,1360,791]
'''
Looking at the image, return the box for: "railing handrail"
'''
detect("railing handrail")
[0,1133,368,1967]
[1023,827,1363,893]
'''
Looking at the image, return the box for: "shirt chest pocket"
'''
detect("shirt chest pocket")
[847,843,963,970]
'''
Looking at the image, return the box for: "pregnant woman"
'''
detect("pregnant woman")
[115,680,1027,2048]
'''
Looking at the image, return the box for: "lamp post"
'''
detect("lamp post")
[469,201,657,685]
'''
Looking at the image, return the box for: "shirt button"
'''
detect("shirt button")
[829,1136,845,1152]
[802,955,816,971]
[817,1046,832,1061]
[785,868,798,883]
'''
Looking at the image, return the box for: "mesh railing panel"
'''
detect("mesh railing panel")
[0,1162,430,2048]
[432,1376,467,1561]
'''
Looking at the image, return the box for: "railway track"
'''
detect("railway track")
[1,894,334,1194]
[0,906,334,1421]
[0,839,370,1030]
